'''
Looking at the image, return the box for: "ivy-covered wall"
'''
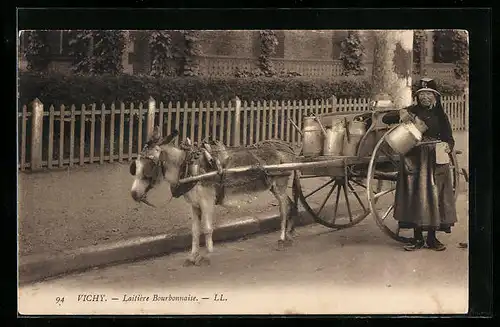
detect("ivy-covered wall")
[20,30,464,81]
[200,30,258,57]
[283,30,334,60]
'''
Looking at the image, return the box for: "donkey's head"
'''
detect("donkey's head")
[129,126,183,204]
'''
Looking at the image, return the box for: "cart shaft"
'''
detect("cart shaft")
[178,157,365,184]
[177,154,399,185]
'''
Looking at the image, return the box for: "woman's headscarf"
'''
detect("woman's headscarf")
[414,78,455,149]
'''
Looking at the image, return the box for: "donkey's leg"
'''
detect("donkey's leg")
[199,200,215,266]
[184,206,202,267]
[277,175,297,240]
[285,194,296,238]
[289,172,300,236]
[270,177,293,248]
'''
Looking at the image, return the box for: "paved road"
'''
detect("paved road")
[19,193,469,316]
[18,131,468,257]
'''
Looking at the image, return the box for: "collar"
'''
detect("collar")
[170,146,201,198]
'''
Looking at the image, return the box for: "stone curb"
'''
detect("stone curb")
[18,209,316,285]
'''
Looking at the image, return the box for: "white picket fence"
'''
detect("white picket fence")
[18,94,468,171]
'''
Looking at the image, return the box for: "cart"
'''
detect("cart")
[178,101,462,244]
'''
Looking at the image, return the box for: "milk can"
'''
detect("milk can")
[302,116,323,157]
[343,118,366,156]
[323,119,346,156]
[189,161,200,176]
[385,120,425,156]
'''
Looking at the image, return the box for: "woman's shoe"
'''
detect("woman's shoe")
[427,239,447,251]
[404,238,425,251]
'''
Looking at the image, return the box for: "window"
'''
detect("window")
[331,31,348,60]
[433,30,455,63]
[46,30,75,56]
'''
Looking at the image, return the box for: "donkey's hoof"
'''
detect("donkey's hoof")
[276,239,292,250]
[183,259,196,267]
[198,256,211,266]
[186,254,210,267]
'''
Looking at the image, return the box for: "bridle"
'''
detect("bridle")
[138,144,167,183]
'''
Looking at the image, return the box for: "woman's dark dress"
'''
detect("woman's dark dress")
[393,102,458,232]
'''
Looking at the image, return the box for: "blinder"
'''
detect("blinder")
[129,160,136,176]
[142,159,156,179]
[129,144,166,181]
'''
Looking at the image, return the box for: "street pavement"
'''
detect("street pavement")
[18,193,469,316]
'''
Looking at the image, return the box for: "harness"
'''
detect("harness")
[139,145,167,188]
[167,139,295,203]
[168,141,227,203]
[169,144,202,198]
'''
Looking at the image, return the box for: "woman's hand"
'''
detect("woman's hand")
[444,143,452,153]
[414,116,428,133]
[399,109,412,123]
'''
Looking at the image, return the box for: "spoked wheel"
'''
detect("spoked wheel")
[367,128,461,244]
[293,169,370,229]
[449,150,461,200]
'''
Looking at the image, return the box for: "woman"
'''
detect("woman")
[394,78,458,252]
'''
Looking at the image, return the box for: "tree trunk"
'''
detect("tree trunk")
[371,30,414,109]
[419,31,426,76]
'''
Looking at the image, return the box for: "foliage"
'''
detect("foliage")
[69,30,126,75]
[411,78,466,96]
[339,31,366,76]
[234,68,266,78]
[433,30,469,81]
[68,30,93,73]
[238,31,298,78]
[258,30,279,77]
[23,31,51,72]
[413,30,427,74]
[19,72,382,106]
[234,68,301,78]
[20,72,466,109]
[180,30,202,77]
[450,30,469,81]
[148,31,176,77]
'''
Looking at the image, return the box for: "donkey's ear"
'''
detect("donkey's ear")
[145,126,161,147]
[148,126,162,143]
[153,125,161,136]
[161,129,179,145]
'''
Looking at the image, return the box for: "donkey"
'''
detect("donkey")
[129,126,300,266]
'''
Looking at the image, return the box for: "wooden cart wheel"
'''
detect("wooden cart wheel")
[366,128,461,243]
[450,150,461,200]
[293,168,370,230]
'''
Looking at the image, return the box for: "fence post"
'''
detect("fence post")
[464,87,469,131]
[331,95,337,113]
[147,96,156,139]
[30,98,44,171]
[233,96,241,147]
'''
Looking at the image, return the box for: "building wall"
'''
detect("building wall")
[19,30,445,79]
[359,30,376,63]
[128,31,150,75]
[283,30,336,60]
[199,30,260,57]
